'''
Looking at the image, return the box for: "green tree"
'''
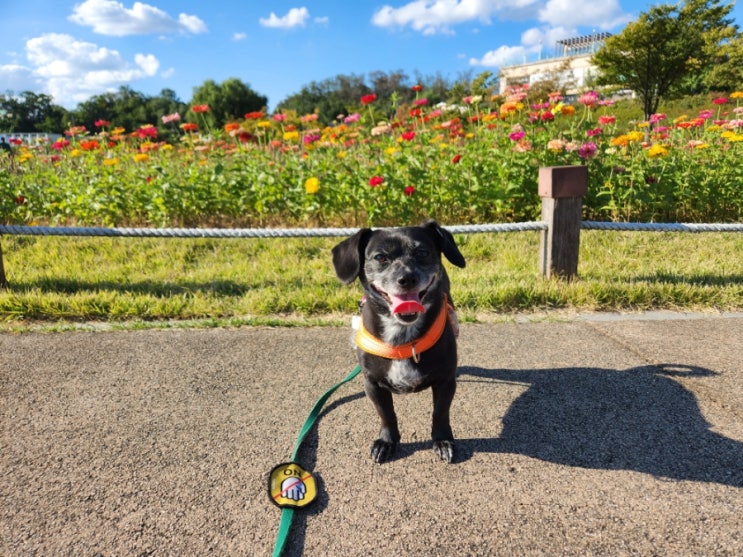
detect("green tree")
[704,33,743,91]
[276,73,371,124]
[593,0,737,119]
[0,91,68,133]
[189,78,268,129]
[73,86,150,132]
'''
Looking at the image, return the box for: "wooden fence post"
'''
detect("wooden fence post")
[0,235,7,288]
[538,165,588,280]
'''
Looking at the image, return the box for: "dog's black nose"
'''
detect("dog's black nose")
[397,273,419,288]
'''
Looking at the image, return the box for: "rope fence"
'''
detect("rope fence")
[0,222,549,238]
[581,222,743,232]
[1,221,741,239]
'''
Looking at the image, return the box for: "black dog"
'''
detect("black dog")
[332,220,466,463]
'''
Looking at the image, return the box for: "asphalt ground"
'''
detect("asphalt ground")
[1,314,742,556]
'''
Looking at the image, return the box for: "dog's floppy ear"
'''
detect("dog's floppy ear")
[332,228,373,284]
[421,220,466,268]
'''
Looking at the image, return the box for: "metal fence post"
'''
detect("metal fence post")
[538,166,588,279]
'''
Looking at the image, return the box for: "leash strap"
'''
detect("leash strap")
[271,364,362,557]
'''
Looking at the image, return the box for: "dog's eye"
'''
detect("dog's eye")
[374,253,389,263]
[415,248,431,259]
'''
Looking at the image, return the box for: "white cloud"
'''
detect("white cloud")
[0,64,40,94]
[69,0,207,36]
[468,0,630,70]
[14,33,159,106]
[259,7,310,29]
[232,32,248,41]
[538,0,629,29]
[469,44,528,67]
[469,24,577,67]
[372,0,538,35]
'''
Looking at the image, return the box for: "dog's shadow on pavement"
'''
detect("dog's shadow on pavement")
[457,364,743,487]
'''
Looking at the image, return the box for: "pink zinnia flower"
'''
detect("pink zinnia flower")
[509,131,525,141]
[94,119,110,128]
[161,112,181,124]
[578,91,599,107]
[344,113,360,124]
[401,131,416,141]
[598,115,616,125]
[578,142,598,159]
[712,97,728,105]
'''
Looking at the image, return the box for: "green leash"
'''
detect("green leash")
[269,364,362,557]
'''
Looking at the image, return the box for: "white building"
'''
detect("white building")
[499,33,610,96]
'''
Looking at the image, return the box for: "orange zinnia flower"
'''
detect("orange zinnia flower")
[191,104,210,113]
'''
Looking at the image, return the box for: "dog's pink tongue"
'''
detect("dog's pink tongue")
[390,292,425,314]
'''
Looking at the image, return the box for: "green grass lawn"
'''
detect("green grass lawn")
[0,230,741,332]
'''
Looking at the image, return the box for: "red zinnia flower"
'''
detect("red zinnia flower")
[401,131,416,141]
[94,119,110,128]
[368,176,384,187]
[79,139,100,150]
[14,195,26,205]
[191,104,210,113]
[361,93,377,105]
[135,126,157,139]
[404,186,415,196]
[452,154,462,164]
[712,97,728,105]
[245,111,264,120]
[411,84,423,92]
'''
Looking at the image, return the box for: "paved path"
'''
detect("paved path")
[2,315,742,556]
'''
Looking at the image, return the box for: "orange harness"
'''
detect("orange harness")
[355,295,451,363]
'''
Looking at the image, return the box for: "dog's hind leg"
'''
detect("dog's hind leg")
[364,377,401,463]
[431,378,456,463]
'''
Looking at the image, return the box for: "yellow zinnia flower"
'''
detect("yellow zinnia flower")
[304,177,320,194]
[647,144,668,158]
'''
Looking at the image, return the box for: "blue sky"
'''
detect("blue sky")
[1,1,741,110]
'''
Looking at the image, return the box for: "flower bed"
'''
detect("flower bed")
[2,88,742,227]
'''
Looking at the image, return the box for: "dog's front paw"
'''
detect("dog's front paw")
[370,439,397,463]
[433,440,455,463]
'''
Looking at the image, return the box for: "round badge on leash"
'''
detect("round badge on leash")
[268,461,317,509]
[267,364,362,557]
